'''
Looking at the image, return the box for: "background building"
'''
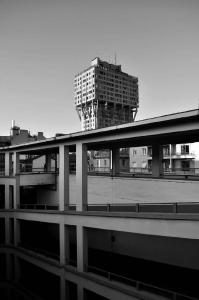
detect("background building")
[75,57,139,131]
[130,143,199,174]
[75,58,139,172]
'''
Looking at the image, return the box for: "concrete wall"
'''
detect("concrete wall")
[86,175,199,204]
[35,174,199,205]
[20,173,55,186]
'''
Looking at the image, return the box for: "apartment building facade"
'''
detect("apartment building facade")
[130,143,199,174]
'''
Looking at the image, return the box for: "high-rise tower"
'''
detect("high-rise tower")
[74,57,139,131]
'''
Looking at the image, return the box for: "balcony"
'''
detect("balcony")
[18,165,57,186]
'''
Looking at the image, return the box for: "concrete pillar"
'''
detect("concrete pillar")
[5,152,11,176]
[59,145,69,211]
[13,152,20,209]
[13,152,20,175]
[111,147,120,176]
[77,225,88,273]
[45,154,51,172]
[14,218,20,247]
[5,185,10,209]
[76,143,87,211]
[59,222,65,265]
[13,176,20,209]
[5,153,11,209]
[152,143,163,177]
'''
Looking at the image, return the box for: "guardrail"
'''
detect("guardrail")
[64,204,76,211]
[17,202,199,214]
[19,167,57,174]
[85,202,199,214]
[19,203,59,210]
[86,265,198,300]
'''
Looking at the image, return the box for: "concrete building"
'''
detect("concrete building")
[75,58,138,172]
[0,122,46,176]
[130,143,199,175]
[75,57,139,131]
[1,109,199,300]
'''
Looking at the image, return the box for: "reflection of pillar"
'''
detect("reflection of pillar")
[77,225,87,272]
[59,222,65,265]
[65,226,70,265]
[152,143,163,177]
[14,218,20,247]
[5,217,10,245]
[6,253,12,281]
[14,256,20,282]
[78,284,84,300]
[13,152,20,209]
[59,145,69,211]
[76,143,87,211]
[111,147,120,176]
[60,269,66,300]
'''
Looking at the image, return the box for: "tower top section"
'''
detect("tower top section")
[74,58,139,131]
[91,57,122,72]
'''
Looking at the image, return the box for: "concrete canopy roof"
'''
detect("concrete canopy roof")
[1,109,199,154]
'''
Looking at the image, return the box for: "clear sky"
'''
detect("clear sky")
[0,0,199,137]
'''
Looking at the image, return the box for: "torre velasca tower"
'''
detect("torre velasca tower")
[74,57,139,131]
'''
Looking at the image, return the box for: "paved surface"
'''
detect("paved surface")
[69,175,199,205]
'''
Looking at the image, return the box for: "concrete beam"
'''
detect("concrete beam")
[5,211,199,240]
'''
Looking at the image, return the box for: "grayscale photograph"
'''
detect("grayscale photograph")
[0,0,199,299]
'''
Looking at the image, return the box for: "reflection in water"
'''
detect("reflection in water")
[1,246,199,300]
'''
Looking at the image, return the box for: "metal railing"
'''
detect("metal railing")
[19,167,57,174]
[85,265,198,300]
[64,204,76,211]
[17,202,199,214]
[19,203,59,210]
[85,202,199,214]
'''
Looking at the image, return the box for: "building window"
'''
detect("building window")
[181,145,189,155]
[133,149,137,155]
[142,148,147,155]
